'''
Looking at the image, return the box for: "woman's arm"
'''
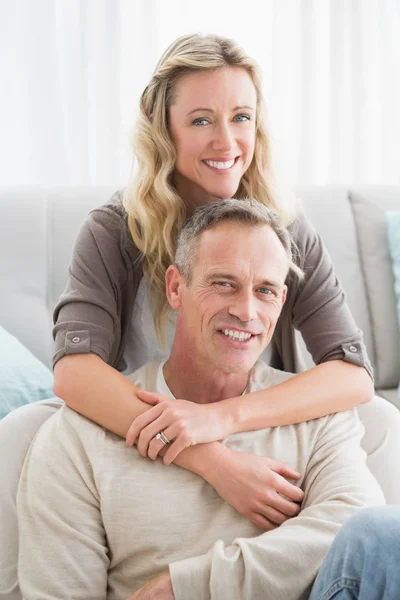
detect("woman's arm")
[224,360,373,434]
[127,360,373,464]
[54,354,149,437]
[54,353,304,529]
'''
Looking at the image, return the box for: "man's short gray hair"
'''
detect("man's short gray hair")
[175,199,303,282]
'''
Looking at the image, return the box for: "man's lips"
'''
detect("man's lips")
[215,327,262,345]
[217,326,260,336]
[216,330,257,346]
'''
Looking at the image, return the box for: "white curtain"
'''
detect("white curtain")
[1,0,399,186]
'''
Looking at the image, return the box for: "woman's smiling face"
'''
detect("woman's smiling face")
[168,67,257,210]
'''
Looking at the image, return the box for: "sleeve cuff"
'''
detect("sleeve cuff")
[341,342,374,381]
[320,341,374,383]
[169,550,212,600]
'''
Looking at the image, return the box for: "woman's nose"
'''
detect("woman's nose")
[212,123,235,152]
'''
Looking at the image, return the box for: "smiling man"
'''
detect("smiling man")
[162,200,290,404]
[17,200,383,600]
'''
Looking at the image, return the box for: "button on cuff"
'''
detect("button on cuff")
[342,342,363,367]
[65,330,90,354]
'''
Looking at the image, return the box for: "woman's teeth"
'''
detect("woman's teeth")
[222,329,252,342]
[204,158,235,170]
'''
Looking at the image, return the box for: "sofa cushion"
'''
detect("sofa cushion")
[377,388,400,409]
[386,210,400,399]
[350,187,400,389]
[0,326,54,420]
[387,211,400,318]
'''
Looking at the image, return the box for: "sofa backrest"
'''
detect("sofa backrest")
[0,186,399,391]
[295,186,400,390]
[0,187,115,368]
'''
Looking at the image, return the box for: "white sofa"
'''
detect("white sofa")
[0,185,399,406]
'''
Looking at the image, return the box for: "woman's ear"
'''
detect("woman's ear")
[165,265,184,310]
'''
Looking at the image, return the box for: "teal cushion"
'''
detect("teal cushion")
[0,326,54,419]
[386,211,400,397]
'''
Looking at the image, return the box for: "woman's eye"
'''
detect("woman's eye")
[234,114,250,122]
[193,118,209,126]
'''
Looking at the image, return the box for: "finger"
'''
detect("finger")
[137,414,173,456]
[126,419,142,448]
[248,512,276,531]
[275,477,304,503]
[264,493,301,518]
[126,405,164,447]
[255,503,292,526]
[147,436,169,461]
[269,460,301,480]
[161,421,196,464]
[136,389,165,406]
[162,434,191,465]
[265,492,301,517]
[147,425,178,461]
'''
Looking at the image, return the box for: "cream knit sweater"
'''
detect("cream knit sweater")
[17,361,384,600]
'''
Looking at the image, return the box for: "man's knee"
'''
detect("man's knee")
[339,506,400,549]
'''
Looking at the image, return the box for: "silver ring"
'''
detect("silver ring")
[156,431,171,445]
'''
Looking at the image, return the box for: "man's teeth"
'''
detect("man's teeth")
[204,158,235,170]
[222,329,252,342]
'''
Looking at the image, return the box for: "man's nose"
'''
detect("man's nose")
[228,290,257,323]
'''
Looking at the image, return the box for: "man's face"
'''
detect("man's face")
[168,221,288,375]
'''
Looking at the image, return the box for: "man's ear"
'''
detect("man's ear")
[281,285,288,305]
[165,265,184,310]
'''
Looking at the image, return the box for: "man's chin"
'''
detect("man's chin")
[214,354,257,376]
[209,334,261,374]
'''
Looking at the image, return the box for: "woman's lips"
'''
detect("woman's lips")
[202,156,240,171]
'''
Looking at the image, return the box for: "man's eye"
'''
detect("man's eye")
[258,287,273,295]
[215,281,232,288]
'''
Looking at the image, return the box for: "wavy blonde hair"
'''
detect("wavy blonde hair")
[123,33,297,345]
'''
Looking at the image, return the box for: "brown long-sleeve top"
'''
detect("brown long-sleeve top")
[52,190,372,378]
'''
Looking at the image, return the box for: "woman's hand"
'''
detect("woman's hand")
[125,570,174,600]
[126,390,231,465]
[205,446,304,530]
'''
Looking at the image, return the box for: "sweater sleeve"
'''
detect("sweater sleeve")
[17,407,109,600]
[52,193,140,369]
[288,211,373,377]
[169,410,385,600]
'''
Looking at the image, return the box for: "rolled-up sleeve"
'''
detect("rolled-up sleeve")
[52,200,139,369]
[289,212,373,379]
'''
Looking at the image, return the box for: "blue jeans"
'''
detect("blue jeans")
[309,506,400,600]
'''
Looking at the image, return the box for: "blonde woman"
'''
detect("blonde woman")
[0,33,398,600]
